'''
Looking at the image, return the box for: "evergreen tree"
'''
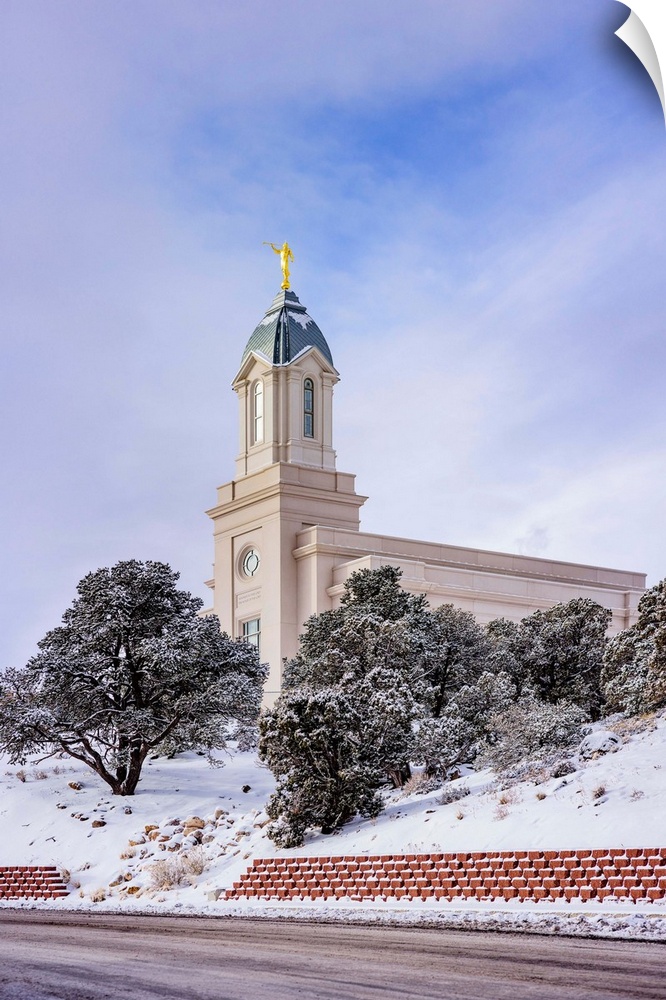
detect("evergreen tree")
[339,564,413,618]
[601,579,666,716]
[0,560,266,795]
[259,687,383,848]
[262,567,506,844]
[283,565,422,690]
[423,604,489,717]
[485,617,531,697]
[517,599,611,718]
[261,568,617,844]
[261,568,432,845]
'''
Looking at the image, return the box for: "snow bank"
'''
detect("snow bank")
[1,712,665,940]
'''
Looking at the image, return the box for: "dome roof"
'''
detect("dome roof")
[241,289,334,368]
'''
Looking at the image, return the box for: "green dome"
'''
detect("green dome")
[241,289,334,367]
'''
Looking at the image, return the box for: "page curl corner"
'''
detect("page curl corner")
[614,0,666,124]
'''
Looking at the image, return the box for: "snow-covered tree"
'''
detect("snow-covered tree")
[477,698,587,773]
[259,687,383,847]
[484,617,531,697]
[283,570,428,765]
[286,578,488,714]
[601,579,666,716]
[422,604,489,717]
[415,671,516,779]
[261,568,436,844]
[283,565,421,690]
[262,569,617,842]
[515,599,611,718]
[0,560,266,795]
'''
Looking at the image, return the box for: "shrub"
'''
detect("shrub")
[148,858,187,890]
[439,784,471,806]
[477,699,586,773]
[401,772,443,796]
[183,847,207,876]
[550,759,576,778]
[414,708,477,780]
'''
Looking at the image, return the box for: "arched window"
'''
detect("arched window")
[253,380,263,444]
[303,378,314,438]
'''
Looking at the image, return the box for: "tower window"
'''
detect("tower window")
[241,617,261,654]
[253,380,263,444]
[303,378,314,438]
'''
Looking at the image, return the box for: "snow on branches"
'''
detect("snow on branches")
[0,560,267,795]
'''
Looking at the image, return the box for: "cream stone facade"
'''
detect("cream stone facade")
[205,287,646,703]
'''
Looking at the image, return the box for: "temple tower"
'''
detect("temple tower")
[206,287,366,702]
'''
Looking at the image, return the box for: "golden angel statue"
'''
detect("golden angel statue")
[263,241,294,289]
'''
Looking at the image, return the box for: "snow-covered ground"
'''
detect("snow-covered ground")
[1,712,665,939]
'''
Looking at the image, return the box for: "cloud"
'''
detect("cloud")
[0,0,664,673]
[504,448,665,577]
[2,0,581,108]
[329,143,666,585]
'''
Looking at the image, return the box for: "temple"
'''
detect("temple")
[205,283,645,702]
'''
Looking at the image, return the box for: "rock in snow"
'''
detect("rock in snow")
[579,730,623,758]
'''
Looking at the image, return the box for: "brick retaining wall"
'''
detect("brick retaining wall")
[0,866,69,900]
[224,848,666,904]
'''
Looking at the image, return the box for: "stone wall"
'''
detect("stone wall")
[224,848,666,904]
[0,866,69,900]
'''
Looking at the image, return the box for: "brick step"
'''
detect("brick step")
[221,849,666,905]
[0,866,69,900]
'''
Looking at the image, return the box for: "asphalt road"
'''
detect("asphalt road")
[0,912,664,1000]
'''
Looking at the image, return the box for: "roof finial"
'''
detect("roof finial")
[263,241,294,290]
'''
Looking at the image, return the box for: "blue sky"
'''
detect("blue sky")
[1,0,664,669]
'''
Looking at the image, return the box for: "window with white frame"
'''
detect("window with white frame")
[303,377,314,438]
[241,617,261,654]
[252,380,264,444]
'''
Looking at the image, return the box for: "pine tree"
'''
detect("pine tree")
[259,687,383,847]
[514,599,611,719]
[0,560,266,794]
[423,604,489,717]
[261,568,433,845]
[601,579,666,715]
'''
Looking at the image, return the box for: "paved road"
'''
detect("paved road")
[0,912,664,1000]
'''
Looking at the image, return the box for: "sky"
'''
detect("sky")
[1,0,664,669]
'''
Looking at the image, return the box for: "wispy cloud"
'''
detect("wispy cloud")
[0,0,663,671]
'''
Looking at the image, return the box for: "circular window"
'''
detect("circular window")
[241,548,261,578]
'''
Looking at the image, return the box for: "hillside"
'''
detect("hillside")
[1,711,665,928]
